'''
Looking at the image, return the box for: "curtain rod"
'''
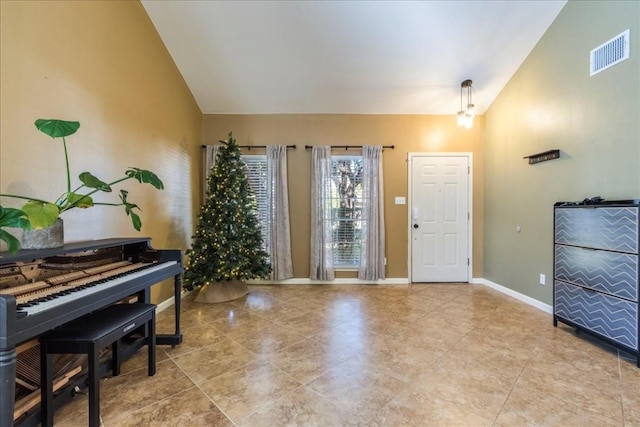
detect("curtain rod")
[201,144,296,150]
[304,145,394,150]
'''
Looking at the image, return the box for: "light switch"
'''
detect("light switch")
[395,197,406,205]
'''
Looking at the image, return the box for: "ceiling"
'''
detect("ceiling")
[141,0,566,115]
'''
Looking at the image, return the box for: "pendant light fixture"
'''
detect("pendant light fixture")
[456,79,475,129]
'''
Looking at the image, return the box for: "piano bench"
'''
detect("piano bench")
[39,303,157,427]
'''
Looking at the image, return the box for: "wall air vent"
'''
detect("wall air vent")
[590,29,630,76]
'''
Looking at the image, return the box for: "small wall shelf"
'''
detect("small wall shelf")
[523,149,560,165]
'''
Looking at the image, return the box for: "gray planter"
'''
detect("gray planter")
[22,218,64,249]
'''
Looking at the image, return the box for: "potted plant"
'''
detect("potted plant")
[0,119,164,253]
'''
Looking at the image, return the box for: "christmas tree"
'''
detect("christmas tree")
[184,132,270,299]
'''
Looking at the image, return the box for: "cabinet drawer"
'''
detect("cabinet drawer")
[555,207,638,253]
[555,245,638,301]
[555,281,637,350]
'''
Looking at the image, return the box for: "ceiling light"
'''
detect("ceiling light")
[457,79,475,129]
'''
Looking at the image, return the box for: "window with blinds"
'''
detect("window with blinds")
[242,155,270,253]
[329,156,365,267]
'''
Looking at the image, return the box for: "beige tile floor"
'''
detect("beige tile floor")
[52,283,640,426]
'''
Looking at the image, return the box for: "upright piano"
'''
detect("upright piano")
[0,238,183,427]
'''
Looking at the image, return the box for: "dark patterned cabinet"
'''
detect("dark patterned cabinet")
[553,202,640,366]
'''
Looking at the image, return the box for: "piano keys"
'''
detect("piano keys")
[0,238,183,427]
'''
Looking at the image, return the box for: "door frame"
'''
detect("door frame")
[407,152,473,283]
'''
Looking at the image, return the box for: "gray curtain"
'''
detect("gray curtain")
[266,145,293,280]
[203,145,222,200]
[359,145,386,280]
[310,146,335,280]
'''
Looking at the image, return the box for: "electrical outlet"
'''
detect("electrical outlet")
[539,274,546,285]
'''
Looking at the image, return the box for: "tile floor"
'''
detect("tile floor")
[52,283,640,426]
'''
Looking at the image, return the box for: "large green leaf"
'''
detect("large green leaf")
[67,192,94,208]
[79,172,111,192]
[34,119,80,138]
[119,190,142,231]
[21,201,60,229]
[125,168,164,190]
[0,229,21,254]
[129,210,142,231]
[0,207,30,252]
[0,206,31,229]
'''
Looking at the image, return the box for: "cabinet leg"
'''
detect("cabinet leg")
[0,347,17,427]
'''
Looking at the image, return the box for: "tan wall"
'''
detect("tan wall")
[0,1,203,303]
[204,114,485,279]
[484,0,640,305]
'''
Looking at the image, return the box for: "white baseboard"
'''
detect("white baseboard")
[472,278,552,314]
[156,294,177,314]
[159,278,551,315]
[157,289,194,314]
[247,278,410,285]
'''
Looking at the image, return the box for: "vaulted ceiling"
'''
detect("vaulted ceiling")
[141,0,566,115]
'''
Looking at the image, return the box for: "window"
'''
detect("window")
[329,156,365,267]
[242,155,270,253]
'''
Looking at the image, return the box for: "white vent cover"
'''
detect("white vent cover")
[590,29,630,76]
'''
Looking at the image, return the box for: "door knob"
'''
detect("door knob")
[413,224,419,229]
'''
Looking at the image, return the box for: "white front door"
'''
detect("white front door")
[410,154,470,282]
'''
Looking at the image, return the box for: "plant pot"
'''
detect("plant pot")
[22,218,64,249]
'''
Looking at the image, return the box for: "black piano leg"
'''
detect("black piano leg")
[0,347,17,427]
[172,274,183,348]
[156,273,183,347]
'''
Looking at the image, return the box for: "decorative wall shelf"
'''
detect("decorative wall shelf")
[523,149,560,165]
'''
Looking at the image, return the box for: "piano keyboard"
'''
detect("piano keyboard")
[1,261,134,297]
[46,261,132,285]
[0,237,184,427]
[15,262,144,304]
[15,261,177,316]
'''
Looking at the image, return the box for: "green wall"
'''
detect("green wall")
[484,0,640,305]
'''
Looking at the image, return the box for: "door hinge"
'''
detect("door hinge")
[468,212,470,220]
[468,166,470,174]
[467,258,470,266]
